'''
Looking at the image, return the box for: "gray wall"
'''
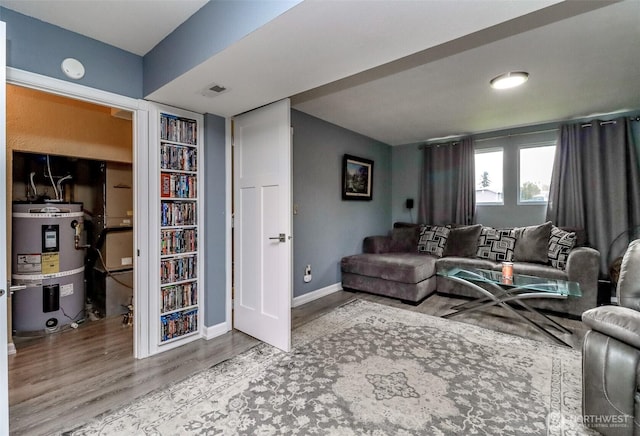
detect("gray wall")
[391,143,421,225]
[203,114,227,326]
[292,110,392,297]
[144,0,301,96]
[1,7,143,99]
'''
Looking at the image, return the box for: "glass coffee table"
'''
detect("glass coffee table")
[437,267,581,346]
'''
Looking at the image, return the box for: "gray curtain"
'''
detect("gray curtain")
[546,117,640,276]
[418,137,475,225]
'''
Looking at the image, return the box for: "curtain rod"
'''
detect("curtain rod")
[581,120,617,128]
[474,128,558,144]
[418,141,459,149]
[419,128,557,148]
[419,116,640,149]
[581,116,640,127]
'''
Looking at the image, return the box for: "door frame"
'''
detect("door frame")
[1,21,8,435]
[225,118,233,330]
[5,67,151,358]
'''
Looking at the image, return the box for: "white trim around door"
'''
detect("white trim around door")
[5,67,151,359]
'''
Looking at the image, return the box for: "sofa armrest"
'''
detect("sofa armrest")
[582,305,640,349]
[565,246,600,312]
[566,246,600,280]
[363,236,392,254]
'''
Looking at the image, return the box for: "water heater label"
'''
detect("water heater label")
[41,253,60,274]
[16,254,42,273]
[60,283,74,297]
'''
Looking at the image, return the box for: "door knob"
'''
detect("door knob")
[269,233,286,243]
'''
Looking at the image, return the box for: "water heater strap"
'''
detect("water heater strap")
[12,211,84,219]
[12,266,85,281]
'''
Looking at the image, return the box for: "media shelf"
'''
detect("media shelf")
[152,108,204,351]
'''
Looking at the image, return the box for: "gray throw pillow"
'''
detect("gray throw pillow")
[417,225,450,257]
[390,227,419,252]
[513,221,552,264]
[443,224,483,257]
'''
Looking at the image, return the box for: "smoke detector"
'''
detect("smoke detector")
[201,83,229,97]
[61,58,85,80]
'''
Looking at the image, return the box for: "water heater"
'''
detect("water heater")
[12,203,85,333]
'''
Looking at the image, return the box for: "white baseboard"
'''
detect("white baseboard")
[292,282,342,308]
[7,342,16,355]
[203,321,230,340]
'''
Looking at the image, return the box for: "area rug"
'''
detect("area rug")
[68,299,594,435]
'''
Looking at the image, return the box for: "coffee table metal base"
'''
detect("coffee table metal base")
[442,275,573,347]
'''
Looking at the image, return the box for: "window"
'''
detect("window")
[519,144,556,203]
[475,148,503,204]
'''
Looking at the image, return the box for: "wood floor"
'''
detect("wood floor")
[8,290,587,435]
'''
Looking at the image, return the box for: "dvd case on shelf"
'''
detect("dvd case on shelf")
[160,114,197,145]
[161,201,197,227]
[157,111,201,345]
[160,308,198,342]
[160,228,197,255]
[161,281,198,313]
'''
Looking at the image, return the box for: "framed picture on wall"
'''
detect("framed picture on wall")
[342,154,374,200]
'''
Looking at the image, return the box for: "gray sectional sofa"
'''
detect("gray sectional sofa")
[341,222,600,317]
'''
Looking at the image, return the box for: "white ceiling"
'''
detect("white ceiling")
[2,0,639,145]
[293,0,640,144]
[0,0,208,56]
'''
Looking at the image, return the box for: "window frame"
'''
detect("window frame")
[474,147,504,206]
[517,141,556,205]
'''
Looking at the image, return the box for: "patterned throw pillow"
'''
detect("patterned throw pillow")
[475,227,516,262]
[417,225,450,257]
[548,226,576,270]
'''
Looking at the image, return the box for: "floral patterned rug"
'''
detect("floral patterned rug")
[67,299,594,435]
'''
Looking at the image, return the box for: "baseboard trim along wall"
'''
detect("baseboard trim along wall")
[292,282,342,308]
[7,343,16,355]
[203,321,229,340]
[204,282,342,338]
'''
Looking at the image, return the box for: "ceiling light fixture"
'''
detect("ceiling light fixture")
[490,71,529,90]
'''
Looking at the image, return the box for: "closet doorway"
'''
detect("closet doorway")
[6,84,136,405]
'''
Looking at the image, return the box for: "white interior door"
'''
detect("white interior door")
[0,21,9,435]
[233,99,291,352]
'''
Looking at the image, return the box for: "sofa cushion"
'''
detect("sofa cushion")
[390,227,419,252]
[476,227,516,262]
[443,224,483,258]
[418,225,450,257]
[341,272,436,303]
[513,221,552,264]
[436,256,498,272]
[548,226,577,270]
[341,253,437,284]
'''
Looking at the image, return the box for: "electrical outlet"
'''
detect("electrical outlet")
[304,264,312,283]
